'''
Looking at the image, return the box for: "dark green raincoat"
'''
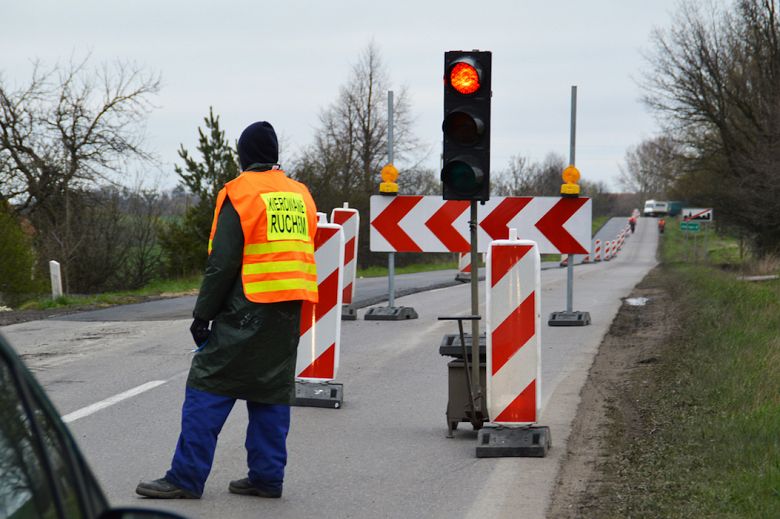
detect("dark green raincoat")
[186,195,303,404]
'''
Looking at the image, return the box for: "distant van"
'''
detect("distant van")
[643,200,668,217]
[644,200,683,217]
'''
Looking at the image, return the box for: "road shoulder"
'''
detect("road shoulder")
[546,267,677,517]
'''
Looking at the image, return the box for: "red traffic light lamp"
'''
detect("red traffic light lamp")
[449,60,481,95]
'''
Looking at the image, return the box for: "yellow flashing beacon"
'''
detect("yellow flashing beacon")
[560,165,581,197]
[379,163,399,196]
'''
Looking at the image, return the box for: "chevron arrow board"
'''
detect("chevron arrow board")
[370,195,592,254]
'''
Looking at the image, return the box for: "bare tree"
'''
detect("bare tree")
[618,136,680,199]
[493,153,620,217]
[0,56,159,289]
[493,155,536,195]
[493,153,567,196]
[123,187,164,289]
[397,168,439,195]
[294,42,419,198]
[643,0,780,254]
[0,57,160,211]
[291,42,422,265]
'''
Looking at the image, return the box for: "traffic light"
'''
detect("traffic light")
[441,50,492,201]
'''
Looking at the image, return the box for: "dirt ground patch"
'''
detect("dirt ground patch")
[546,267,679,518]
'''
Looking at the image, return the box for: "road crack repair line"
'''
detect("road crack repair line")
[62,380,167,423]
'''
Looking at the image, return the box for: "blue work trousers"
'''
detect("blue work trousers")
[165,386,290,497]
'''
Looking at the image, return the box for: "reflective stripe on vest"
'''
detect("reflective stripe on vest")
[244,240,314,256]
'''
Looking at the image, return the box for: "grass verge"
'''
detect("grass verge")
[600,222,780,517]
[18,276,201,311]
[357,260,458,278]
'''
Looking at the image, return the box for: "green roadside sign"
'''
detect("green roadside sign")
[680,221,701,232]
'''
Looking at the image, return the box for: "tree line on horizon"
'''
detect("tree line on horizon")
[0,44,638,302]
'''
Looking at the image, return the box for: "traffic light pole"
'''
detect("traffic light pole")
[388,90,396,307]
[469,200,482,414]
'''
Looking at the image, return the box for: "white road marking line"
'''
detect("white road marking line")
[62,380,167,423]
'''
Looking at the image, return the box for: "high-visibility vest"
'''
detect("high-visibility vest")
[209,170,318,303]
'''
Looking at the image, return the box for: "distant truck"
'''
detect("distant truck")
[643,200,682,217]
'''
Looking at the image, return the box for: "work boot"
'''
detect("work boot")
[228,477,282,498]
[136,478,199,499]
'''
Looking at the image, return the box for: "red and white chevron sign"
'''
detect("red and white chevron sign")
[370,195,591,254]
[296,223,344,382]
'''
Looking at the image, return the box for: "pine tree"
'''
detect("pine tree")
[175,107,240,210]
[159,108,240,276]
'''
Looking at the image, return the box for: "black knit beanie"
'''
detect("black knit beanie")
[237,121,279,170]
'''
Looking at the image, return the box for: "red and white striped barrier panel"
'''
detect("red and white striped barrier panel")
[486,231,542,425]
[331,204,359,306]
[296,221,345,381]
[603,240,612,261]
[593,239,602,261]
[456,252,472,280]
[456,252,488,280]
[559,254,568,267]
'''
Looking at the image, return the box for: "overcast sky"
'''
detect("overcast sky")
[1,0,683,192]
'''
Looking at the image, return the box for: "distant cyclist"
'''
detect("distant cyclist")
[658,218,666,234]
[629,216,637,233]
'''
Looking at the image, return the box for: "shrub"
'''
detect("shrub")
[0,202,41,305]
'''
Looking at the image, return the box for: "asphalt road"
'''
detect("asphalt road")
[1,217,658,518]
[54,268,478,322]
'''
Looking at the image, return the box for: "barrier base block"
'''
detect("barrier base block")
[364,306,418,321]
[548,310,591,326]
[455,272,471,283]
[476,426,551,458]
[293,380,343,409]
[341,304,357,321]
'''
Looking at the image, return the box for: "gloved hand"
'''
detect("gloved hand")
[190,318,210,347]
